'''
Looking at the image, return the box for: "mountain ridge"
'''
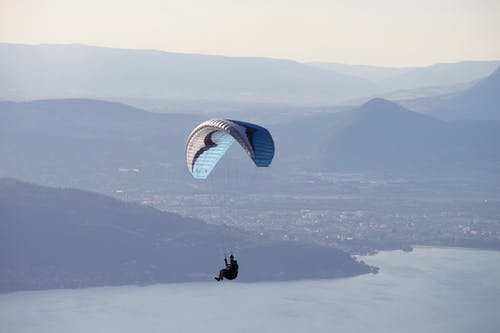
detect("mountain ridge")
[400,66,500,120]
[275,98,500,173]
[0,43,377,105]
[308,60,500,93]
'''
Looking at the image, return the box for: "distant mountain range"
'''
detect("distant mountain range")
[0,98,202,188]
[400,66,500,120]
[1,43,498,107]
[1,97,499,194]
[0,43,377,106]
[0,178,373,292]
[277,98,500,173]
[0,98,292,195]
[308,62,412,82]
[328,99,500,171]
[310,60,500,93]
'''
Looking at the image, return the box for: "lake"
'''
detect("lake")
[1,247,499,333]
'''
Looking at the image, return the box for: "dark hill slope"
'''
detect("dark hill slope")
[0,98,284,194]
[0,178,373,292]
[0,99,203,186]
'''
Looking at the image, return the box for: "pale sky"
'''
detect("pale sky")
[1,0,499,67]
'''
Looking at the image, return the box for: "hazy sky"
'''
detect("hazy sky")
[1,0,499,66]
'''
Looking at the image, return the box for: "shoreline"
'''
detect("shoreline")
[412,244,500,252]
[354,242,500,257]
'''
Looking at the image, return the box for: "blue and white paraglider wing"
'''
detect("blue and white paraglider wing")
[185,119,274,179]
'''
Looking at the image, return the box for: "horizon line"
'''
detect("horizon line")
[2,41,500,69]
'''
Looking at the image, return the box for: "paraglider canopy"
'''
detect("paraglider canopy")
[186,119,274,179]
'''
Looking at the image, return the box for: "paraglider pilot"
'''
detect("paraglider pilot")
[215,254,239,281]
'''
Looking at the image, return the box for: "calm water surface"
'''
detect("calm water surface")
[1,247,499,333]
